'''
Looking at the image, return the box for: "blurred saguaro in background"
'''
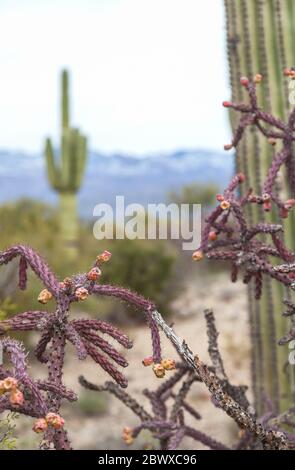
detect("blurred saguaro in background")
[44,70,88,258]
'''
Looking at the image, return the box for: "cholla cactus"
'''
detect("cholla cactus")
[196,74,295,413]
[80,310,294,450]
[0,244,168,449]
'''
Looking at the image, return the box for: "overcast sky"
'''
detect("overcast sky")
[0,0,231,155]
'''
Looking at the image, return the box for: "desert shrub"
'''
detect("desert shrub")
[169,182,219,210]
[0,412,18,450]
[0,200,176,320]
[77,390,109,416]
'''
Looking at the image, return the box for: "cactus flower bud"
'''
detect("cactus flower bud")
[208,231,218,241]
[142,356,154,367]
[279,207,289,219]
[284,199,295,210]
[240,76,249,86]
[75,287,89,301]
[161,358,176,371]
[9,389,24,406]
[254,73,263,83]
[122,426,134,445]
[268,137,276,146]
[96,250,112,264]
[32,418,48,434]
[45,412,65,429]
[87,267,102,281]
[192,250,203,261]
[152,363,166,378]
[38,289,53,304]
[123,426,133,435]
[220,200,231,210]
[224,144,233,151]
[2,377,18,391]
[222,101,232,108]
[237,172,245,183]
[216,194,224,202]
[263,201,272,212]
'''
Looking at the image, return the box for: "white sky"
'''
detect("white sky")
[0,0,231,154]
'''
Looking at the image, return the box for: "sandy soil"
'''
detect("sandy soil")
[14,271,251,450]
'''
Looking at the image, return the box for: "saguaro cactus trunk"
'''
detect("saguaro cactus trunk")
[224,0,295,414]
[44,70,87,258]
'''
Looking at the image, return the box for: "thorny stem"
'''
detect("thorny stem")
[151,310,287,450]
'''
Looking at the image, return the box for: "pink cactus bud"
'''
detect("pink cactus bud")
[9,389,24,406]
[263,201,272,212]
[142,356,154,367]
[240,76,249,86]
[208,231,218,241]
[222,101,232,108]
[75,287,89,301]
[237,172,246,183]
[279,208,289,219]
[45,412,65,430]
[224,144,233,151]
[284,199,295,210]
[192,250,203,262]
[216,194,224,202]
[87,267,102,281]
[32,418,48,434]
[268,137,276,146]
[2,377,18,391]
[96,250,112,264]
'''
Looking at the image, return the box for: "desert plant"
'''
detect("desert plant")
[0,412,18,450]
[0,244,173,449]
[224,0,295,414]
[44,69,87,257]
[0,244,294,450]
[0,200,176,319]
[196,73,295,414]
[80,309,294,450]
[169,182,219,210]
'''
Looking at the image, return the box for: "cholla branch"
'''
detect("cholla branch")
[0,244,164,449]
[151,309,288,450]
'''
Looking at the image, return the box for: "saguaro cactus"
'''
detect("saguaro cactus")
[224,0,295,413]
[44,70,87,256]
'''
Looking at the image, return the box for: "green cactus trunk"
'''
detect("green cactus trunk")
[44,70,87,258]
[59,192,78,258]
[224,0,295,414]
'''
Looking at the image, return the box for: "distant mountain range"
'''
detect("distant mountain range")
[0,149,233,219]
